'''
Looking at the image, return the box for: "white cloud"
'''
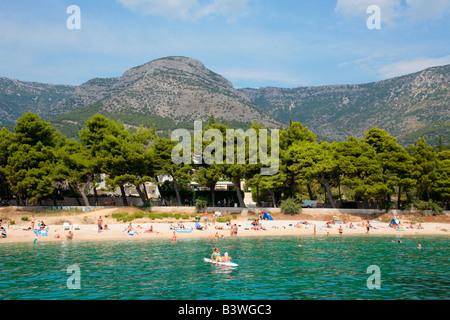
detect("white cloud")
[194,0,248,21]
[378,55,450,78]
[405,0,450,20]
[217,68,306,87]
[117,0,249,21]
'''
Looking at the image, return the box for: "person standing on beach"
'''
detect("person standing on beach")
[230,224,238,237]
[339,225,343,235]
[313,224,316,235]
[31,215,36,230]
[97,216,103,233]
[203,211,208,229]
[366,220,371,233]
[172,231,177,242]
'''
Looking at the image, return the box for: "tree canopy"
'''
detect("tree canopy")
[0,113,448,211]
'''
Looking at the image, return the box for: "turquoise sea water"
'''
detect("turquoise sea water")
[0,235,448,300]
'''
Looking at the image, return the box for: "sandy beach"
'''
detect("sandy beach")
[0,207,449,244]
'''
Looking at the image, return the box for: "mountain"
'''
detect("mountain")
[0,77,74,126]
[0,57,448,145]
[239,64,450,146]
[0,57,280,136]
[0,75,133,127]
[96,56,279,126]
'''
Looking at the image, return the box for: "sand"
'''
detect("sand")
[0,207,448,244]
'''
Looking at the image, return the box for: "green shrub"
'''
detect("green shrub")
[195,198,208,212]
[280,197,302,215]
[132,212,145,219]
[181,214,190,219]
[141,200,152,208]
[217,216,231,223]
[122,216,132,222]
[379,200,394,213]
[414,200,443,216]
[232,215,237,220]
[112,212,129,221]
[174,213,181,219]
[21,216,29,221]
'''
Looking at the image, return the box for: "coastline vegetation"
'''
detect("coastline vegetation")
[0,112,448,213]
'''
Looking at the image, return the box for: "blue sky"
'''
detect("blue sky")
[0,0,449,88]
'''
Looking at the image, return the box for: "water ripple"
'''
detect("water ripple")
[0,235,448,299]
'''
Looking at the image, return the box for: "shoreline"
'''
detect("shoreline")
[1,219,448,244]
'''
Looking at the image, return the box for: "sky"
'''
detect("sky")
[0,0,449,88]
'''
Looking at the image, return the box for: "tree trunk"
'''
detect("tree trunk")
[77,184,90,207]
[209,184,216,207]
[93,187,99,206]
[142,184,149,201]
[233,177,246,208]
[338,177,342,201]
[363,198,369,209]
[172,178,182,206]
[135,184,147,204]
[52,188,57,207]
[155,176,165,200]
[120,185,129,206]
[319,173,336,208]
[397,186,402,209]
[307,183,313,200]
[256,184,260,207]
[289,176,295,198]
[69,183,82,206]
[268,188,276,207]
[77,175,92,207]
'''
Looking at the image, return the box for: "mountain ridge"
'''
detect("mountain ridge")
[239,64,449,145]
[0,57,448,145]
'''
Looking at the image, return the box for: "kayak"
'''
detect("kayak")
[203,257,238,267]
